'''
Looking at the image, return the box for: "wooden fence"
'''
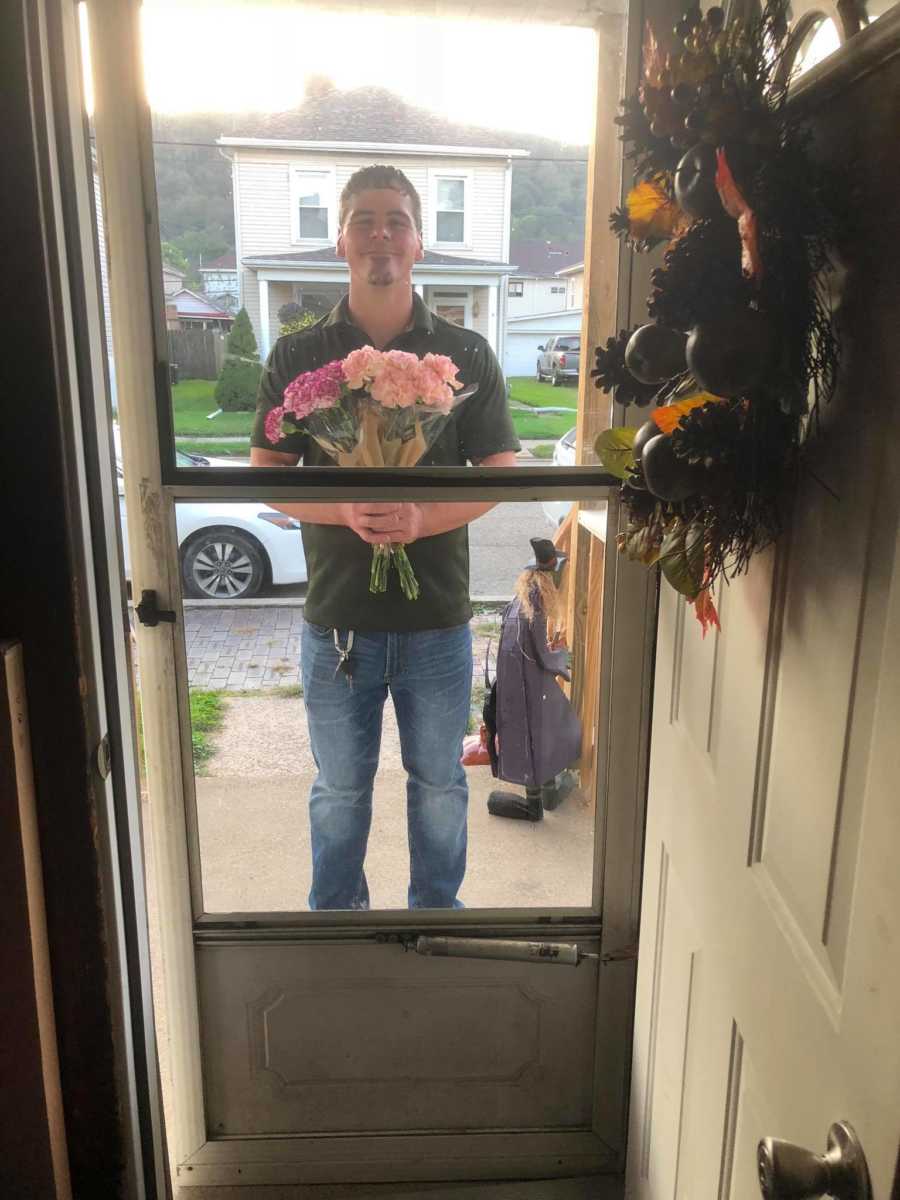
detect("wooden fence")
[167,329,227,380]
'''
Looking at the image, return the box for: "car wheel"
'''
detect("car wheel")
[181,527,267,600]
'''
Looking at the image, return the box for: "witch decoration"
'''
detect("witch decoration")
[593,0,839,631]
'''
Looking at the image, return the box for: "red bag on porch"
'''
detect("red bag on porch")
[460,724,491,767]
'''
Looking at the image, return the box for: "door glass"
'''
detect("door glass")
[132,0,608,476]
[168,495,606,914]
[97,0,629,917]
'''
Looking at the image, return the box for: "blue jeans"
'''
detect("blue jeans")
[300,621,473,910]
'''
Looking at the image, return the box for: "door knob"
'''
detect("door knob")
[757,1121,871,1199]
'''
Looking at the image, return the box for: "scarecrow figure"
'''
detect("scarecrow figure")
[487,538,581,822]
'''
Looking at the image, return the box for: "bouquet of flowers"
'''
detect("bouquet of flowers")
[265,346,476,599]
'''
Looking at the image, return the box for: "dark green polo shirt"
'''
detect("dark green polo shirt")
[251,294,520,631]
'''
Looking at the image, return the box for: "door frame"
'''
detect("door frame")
[81,0,657,1185]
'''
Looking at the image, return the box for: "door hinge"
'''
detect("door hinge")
[135,589,176,628]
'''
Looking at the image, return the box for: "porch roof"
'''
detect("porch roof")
[243,247,516,274]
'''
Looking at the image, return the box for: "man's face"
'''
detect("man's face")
[336,188,424,288]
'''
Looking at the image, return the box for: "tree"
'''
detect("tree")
[277,301,319,337]
[161,241,189,273]
[214,308,261,412]
[225,308,259,359]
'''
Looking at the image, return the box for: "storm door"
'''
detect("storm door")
[81,0,654,1187]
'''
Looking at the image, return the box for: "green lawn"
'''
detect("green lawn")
[179,440,251,458]
[172,379,255,436]
[511,411,574,439]
[507,377,578,410]
[190,689,226,773]
[172,377,576,443]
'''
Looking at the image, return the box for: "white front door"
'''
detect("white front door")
[626,40,900,1200]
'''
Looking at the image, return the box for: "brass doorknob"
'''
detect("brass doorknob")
[757,1122,871,1199]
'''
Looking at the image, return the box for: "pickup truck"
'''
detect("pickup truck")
[536,335,581,387]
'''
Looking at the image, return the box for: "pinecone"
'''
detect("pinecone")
[647,217,750,331]
[671,399,744,468]
[592,330,659,407]
[614,96,681,177]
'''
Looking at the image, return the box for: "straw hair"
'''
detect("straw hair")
[515,568,562,634]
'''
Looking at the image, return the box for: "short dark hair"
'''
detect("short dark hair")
[339,165,423,234]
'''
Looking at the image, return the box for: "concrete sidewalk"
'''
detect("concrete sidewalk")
[193,693,594,912]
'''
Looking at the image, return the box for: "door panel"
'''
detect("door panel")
[197,938,599,1135]
[627,31,900,1199]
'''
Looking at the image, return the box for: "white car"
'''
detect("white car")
[118,450,307,599]
[543,427,577,529]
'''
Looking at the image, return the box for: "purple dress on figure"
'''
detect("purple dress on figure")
[494,595,582,789]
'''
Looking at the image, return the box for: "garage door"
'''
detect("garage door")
[504,332,543,379]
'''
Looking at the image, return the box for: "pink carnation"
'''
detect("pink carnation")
[369,350,422,408]
[264,405,287,444]
[342,345,385,390]
[415,353,463,412]
[283,360,345,419]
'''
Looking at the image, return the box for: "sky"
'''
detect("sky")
[84,2,599,144]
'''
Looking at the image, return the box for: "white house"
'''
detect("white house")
[162,263,185,298]
[505,239,583,319]
[556,259,585,309]
[164,288,233,332]
[198,252,239,313]
[219,87,526,360]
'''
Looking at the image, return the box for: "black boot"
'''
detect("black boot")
[488,788,543,822]
[540,770,578,812]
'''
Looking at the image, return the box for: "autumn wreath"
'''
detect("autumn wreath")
[594,0,839,631]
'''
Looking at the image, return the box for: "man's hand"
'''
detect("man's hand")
[340,502,424,545]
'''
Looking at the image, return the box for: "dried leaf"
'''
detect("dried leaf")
[625,176,684,242]
[652,392,724,434]
[692,587,720,636]
[715,149,764,281]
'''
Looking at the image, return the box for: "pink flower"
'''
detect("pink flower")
[264,406,287,444]
[342,345,385,390]
[369,350,422,408]
[283,360,345,419]
[415,353,463,412]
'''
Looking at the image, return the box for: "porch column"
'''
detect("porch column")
[486,283,498,353]
[258,277,270,357]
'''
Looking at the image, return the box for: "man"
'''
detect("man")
[250,164,519,910]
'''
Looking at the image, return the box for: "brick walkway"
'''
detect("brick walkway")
[185,605,304,691]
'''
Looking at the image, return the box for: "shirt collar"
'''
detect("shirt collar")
[323,291,435,335]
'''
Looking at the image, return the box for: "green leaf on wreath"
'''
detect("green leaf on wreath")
[594,427,638,479]
[621,524,663,566]
[658,518,705,600]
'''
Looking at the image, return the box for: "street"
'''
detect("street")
[242,497,561,605]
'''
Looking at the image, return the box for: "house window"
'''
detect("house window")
[292,169,334,242]
[508,280,524,297]
[429,172,471,247]
[550,285,566,294]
